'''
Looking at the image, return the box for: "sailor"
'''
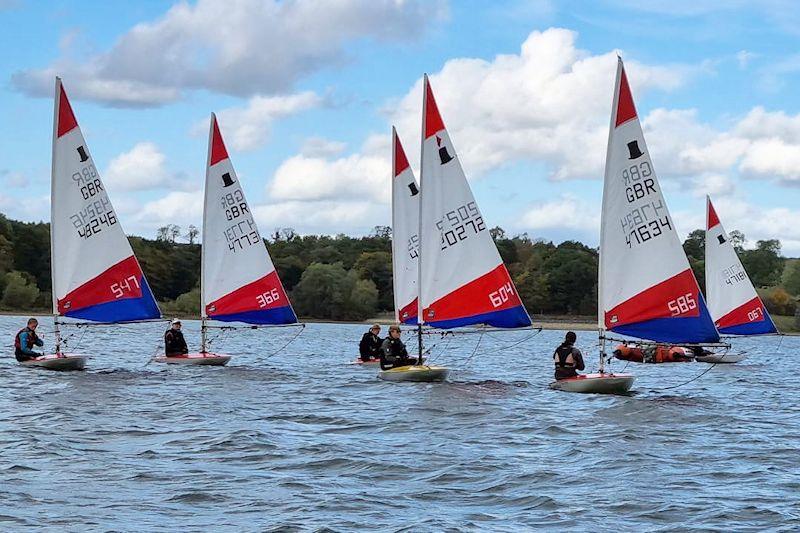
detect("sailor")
[14,318,44,362]
[359,324,383,361]
[553,331,585,380]
[380,325,416,370]
[164,319,189,356]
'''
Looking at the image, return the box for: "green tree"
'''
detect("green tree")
[173,287,200,314]
[683,229,705,261]
[347,277,379,320]
[783,261,800,296]
[353,251,393,311]
[514,269,550,314]
[2,270,40,309]
[541,243,597,313]
[741,239,782,287]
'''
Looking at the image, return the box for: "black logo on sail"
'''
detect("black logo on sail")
[718,235,726,245]
[221,172,235,187]
[77,146,89,162]
[627,140,644,160]
[408,182,419,196]
[436,136,453,165]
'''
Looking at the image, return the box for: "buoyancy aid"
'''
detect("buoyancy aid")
[14,327,39,352]
[554,344,578,379]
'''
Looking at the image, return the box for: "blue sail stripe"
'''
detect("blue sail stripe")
[210,305,297,325]
[426,305,531,330]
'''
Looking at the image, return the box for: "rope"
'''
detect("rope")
[460,330,485,367]
[245,324,306,364]
[649,363,718,391]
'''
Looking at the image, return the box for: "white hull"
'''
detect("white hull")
[378,365,449,382]
[153,352,231,366]
[549,373,634,395]
[20,354,86,371]
[351,357,425,366]
[696,352,746,364]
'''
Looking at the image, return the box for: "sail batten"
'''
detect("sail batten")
[705,196,777,335]
[599,59,718,344]
[51,78,160,323]
[418,76,531,330]
[201,114,297,325]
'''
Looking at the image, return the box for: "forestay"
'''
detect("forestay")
[51,78,160,323]
[418,75,530,329]
[391,128,420,324]
[705,196,777,335]
[201,114,297,325]
[599,59,718,343]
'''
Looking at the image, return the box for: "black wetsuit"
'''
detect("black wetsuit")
[164,328,188,356]
[380,336,416,370]
[553,342,585,380]
[359,332,382,361]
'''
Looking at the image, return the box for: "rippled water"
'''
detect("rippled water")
[1,314,798,531]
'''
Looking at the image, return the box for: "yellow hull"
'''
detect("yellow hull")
[378,365,449,382]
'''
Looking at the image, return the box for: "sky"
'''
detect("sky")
[3,0,800,254]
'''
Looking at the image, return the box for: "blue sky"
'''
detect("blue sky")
[2,0,800,254]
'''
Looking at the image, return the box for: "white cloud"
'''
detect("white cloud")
[201,92,322,151]
[389,28,693,181]
[12,0,445,107]
[690,173,736,198]
[252,200,387,236]
[300,137,347,158]
[519,194,600,233]
[1,170,29,188]
[131,191,204,237]
[104,142,194,192]
[269,134,390,203]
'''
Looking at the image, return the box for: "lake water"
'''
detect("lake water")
[0,314,798,531]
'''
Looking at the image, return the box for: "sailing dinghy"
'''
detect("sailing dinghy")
[701,196,777,362]
[556,58,717,393]
[36,78,161,371]
[379,75,532,382]
[155,114,298,365]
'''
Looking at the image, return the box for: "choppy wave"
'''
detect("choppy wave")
[1,316,799,530]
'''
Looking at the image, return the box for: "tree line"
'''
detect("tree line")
[0,213,797,326]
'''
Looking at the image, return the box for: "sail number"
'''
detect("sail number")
[723,264,747,285]
[408,234,419,260]
[111,275,140,298]
[621,199,671,248]
[747,307,762,322]
[224,218,260,253]
[437,201,485,250]
[257,288,281,308]
[489,282,515,308]
[667,293,696,316]
[70,195,117,239]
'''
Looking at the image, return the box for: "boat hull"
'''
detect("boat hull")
[378,365,449,382]
[549,373,634,395]
[351,357,425,366]
[696,352,746,364]
[153,353,231,366]
[20,354,86,371]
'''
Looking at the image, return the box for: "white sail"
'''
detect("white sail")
[201,114,296,325]
[599,58,717,343]
[391,127,419,324]
[705,196,777,335]
[418,75,530,329]
[51,78,159,323]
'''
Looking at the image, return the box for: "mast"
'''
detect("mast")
[50,77,62,355]
[416,75,429,365]
[200,114,213,354]
[598,57,623,374]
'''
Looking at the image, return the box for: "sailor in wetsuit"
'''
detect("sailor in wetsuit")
[379,325,417,370]
[164,319,189,356]
[358,324,382,361]
[14,318,44,362]
[553,331,585,380]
